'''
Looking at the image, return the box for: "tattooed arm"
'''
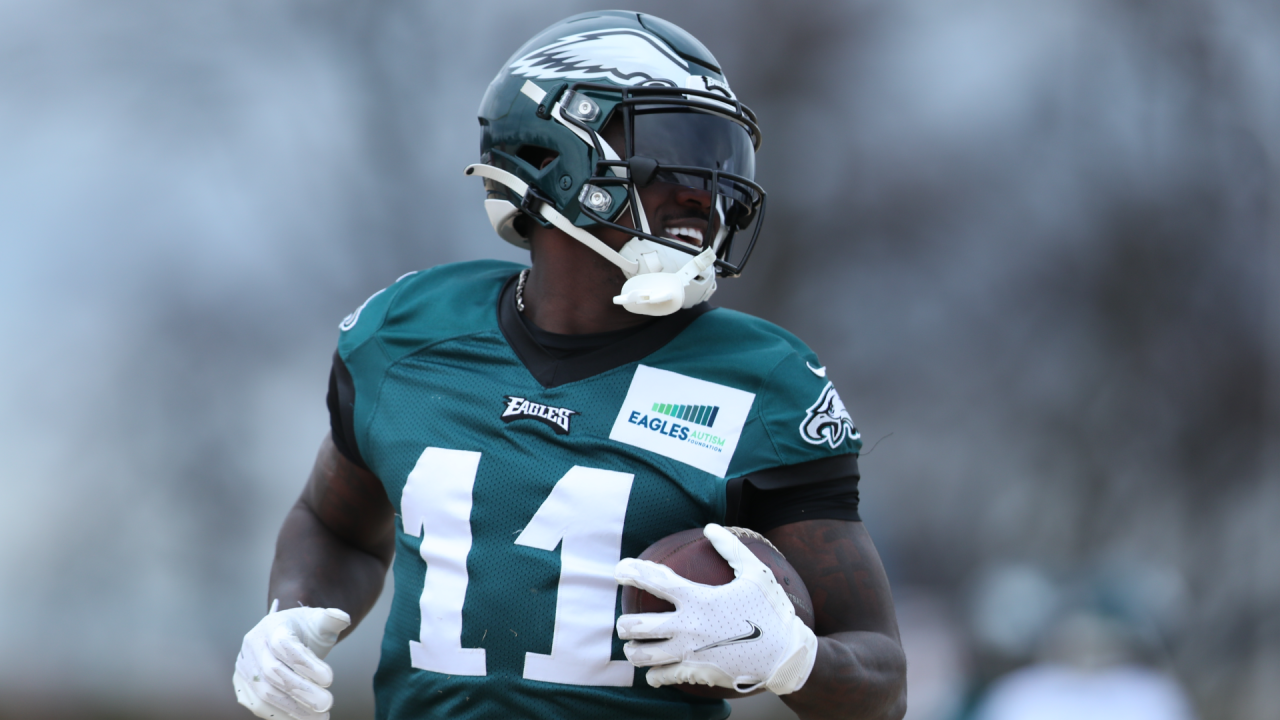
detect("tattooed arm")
[765,520,907,720]
[267,434,396,640]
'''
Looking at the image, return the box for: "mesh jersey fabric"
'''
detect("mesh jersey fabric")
[335,260,862,720]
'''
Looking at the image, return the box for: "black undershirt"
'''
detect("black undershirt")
[519,312,657,360]
[496,275,713,388]
[327,278,861,533]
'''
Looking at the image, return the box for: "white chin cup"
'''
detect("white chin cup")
[613,273,688,316]
[614,242,717,316]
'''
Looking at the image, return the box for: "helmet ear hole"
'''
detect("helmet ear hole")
[516,145,560,171]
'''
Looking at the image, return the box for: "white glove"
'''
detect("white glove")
[615,524,819,695]
[233,599,351,720]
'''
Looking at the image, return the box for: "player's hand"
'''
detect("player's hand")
[614,524,818,695]
[233,599,351,720]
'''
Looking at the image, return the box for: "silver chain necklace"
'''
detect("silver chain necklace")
[515,268,529,312]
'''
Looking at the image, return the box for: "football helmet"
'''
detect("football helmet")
[467,10,766,315]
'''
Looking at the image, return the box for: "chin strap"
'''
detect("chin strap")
[465,164,639,277]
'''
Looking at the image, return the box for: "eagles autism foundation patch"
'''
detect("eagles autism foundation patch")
[609,365,755,477]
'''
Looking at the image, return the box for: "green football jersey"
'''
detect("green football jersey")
[334,260,861,720]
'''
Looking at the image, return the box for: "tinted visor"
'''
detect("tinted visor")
[632,110,755,180]
[630,110,758,219]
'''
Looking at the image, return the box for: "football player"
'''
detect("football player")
[234,10,906,720]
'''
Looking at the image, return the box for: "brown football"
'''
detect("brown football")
[619,526,815,699]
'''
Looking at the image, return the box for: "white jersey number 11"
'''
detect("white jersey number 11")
[399,446,635,686]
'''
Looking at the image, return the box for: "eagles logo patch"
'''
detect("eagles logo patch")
[501,396,578,435]
[800,382,859,449]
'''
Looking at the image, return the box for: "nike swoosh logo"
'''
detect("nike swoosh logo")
[692,621,763,653]
[806,362,827,377]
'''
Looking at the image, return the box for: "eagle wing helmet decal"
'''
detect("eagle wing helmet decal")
[509,29,691,86]
[800,382,860,449]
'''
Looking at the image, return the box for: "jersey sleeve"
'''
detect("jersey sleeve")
[759,352,862,463]
[328,271,420,475]
[724,348,864,530]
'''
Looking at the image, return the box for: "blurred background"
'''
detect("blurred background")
[0,0,1274,718]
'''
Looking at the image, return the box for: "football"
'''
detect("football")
[619,526,815,699]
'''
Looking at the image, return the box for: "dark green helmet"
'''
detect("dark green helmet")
[466,10,766,312]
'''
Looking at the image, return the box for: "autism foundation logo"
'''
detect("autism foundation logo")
[650,402,720,428]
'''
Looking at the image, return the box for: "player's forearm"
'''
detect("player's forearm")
[780,630,907,720]
[267,500,391,639]
[764,520,906,718]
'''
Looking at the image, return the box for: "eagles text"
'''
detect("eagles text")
[502,396,578,435]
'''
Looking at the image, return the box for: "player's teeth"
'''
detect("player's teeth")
[668,228,703,244]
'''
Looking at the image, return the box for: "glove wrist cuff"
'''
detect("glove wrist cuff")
[766,624,818,695]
